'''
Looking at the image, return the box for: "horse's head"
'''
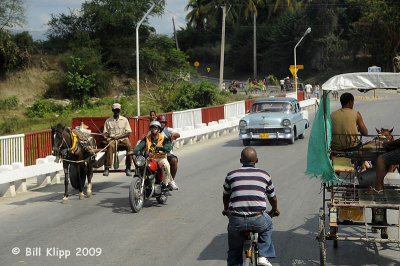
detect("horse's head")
[51,124,66,156]
[375,127,394,141]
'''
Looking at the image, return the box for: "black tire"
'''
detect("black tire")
[129,176,144,213]
[250,244,256,266]
[298,129,305,139]
[319,208,327,265]
[243,139,251,146]
[288,131,295,144]
[156,193,168,204]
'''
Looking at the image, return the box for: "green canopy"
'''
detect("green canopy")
[305,95,340,183]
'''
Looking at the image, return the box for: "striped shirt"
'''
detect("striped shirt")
[223,165,275,216]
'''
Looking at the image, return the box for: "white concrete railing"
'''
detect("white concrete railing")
[172,108,202,130]
[0,134,24,166]
[0,155,63,197]
[224,101,245,119]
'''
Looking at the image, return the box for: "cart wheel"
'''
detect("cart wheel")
[319,208,327,266]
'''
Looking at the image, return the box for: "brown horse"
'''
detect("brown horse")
[375,127,399,173]
[51,124,94,203]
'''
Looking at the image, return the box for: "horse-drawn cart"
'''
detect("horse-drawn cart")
[306,72,400,265]
[70,116,153,173]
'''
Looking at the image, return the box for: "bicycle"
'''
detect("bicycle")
[223,210,279,266]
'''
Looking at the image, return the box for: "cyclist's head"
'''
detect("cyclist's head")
[240,147,258,165]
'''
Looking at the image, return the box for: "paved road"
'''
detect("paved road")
[1,89,399,265]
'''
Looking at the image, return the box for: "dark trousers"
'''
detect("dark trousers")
[105,138,132,169]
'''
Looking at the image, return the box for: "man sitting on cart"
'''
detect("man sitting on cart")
[102,103,133,176]
[370,139,400,194]
[331,92,368,152]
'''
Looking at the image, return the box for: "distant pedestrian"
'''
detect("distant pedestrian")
[314,85,320,99]
[279,79,284,91]
[305,83,312,99]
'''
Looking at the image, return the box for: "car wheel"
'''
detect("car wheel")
[243,139,251,146]
[299,130,305,139]
[288,129,295,144]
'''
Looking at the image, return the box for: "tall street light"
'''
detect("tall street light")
[136,0,162,117]
[294,27,311,97]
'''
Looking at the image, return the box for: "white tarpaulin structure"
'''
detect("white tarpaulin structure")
[322,72,400,91]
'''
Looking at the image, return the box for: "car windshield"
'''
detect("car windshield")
[252,102,291,113]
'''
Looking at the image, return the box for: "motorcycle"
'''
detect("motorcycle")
[129,150,169,213]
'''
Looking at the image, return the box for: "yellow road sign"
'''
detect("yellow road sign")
[194,61,199,67]
[289,65,304,76]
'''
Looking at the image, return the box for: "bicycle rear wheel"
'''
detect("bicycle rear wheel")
[243,242,256,266]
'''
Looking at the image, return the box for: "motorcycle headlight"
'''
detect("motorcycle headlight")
[134,155,146,167]
[282,119,291,126]
[239,120,247,128]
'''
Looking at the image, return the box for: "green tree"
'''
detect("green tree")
[351,0,400,70]
[67,56,96,108]
[0,0,25,29]
[46,0,165,73]
[0,30,29,75]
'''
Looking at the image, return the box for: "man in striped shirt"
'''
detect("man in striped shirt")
[223,147,280,266]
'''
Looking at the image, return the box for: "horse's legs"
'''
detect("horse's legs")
[86,162,94,197]
[78,164,85,200]
[62,163,69,204]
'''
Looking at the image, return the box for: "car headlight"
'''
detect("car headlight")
[239,120,247,128]
[282,119,291,126]
[134,155,146,167]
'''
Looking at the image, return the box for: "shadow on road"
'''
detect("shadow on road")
[7,181,124,206]
[223,138,290,148]
[198,213,399,265]
[197,233,227,261]
[96,196,167,214]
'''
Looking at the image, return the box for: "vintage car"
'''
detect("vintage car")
[239,97,309,145]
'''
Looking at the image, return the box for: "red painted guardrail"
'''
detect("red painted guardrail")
[24,129,52,166]
[201,105,224,125]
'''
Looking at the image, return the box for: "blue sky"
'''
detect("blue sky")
[23,0,188,39]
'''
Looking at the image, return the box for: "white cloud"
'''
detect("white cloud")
[39,13,50,28]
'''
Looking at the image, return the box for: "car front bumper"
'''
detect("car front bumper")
[239,131,293,140]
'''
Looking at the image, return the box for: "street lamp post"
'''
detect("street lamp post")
[136,0,162,117]
[294,27,311,97]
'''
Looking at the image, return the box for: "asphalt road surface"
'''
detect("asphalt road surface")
[1,89,399,266]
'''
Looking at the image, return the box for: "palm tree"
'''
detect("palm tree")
[243,0,266,19]
[185,0,211,31]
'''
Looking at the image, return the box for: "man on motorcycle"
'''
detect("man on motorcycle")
[223,147,280,266]
[133,121,174,189]
[157,115,180,190]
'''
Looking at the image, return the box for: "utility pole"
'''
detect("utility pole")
[136,0,162,117]
[219,5,226,90]
[172,17,179,50]
[253,11,257,80]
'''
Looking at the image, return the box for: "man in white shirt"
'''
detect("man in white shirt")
[102,103,133,176]
[305,83,312,99]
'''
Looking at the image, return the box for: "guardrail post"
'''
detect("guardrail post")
[12,162,27,193]
[46,156,62,184]
[36,158,51,187]
[0,165,16,197]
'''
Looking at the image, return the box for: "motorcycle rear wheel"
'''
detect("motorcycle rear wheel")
[129,176,144,213]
